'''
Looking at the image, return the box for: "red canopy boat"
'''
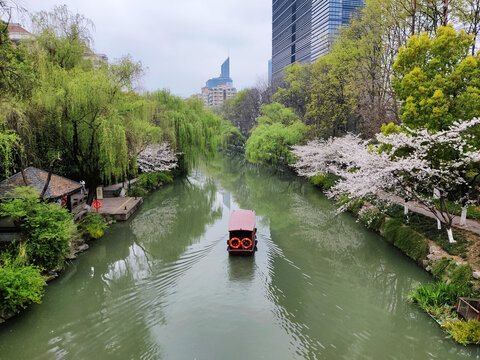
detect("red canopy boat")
[227,210,257,255]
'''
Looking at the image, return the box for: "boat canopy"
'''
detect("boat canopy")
[228,210,256,232]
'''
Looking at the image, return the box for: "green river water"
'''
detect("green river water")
[1,155,479,359]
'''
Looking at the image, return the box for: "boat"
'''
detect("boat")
[227,209,257,255]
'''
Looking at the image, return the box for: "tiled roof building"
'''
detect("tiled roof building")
[0,167,82,200]
[7,23,31,46]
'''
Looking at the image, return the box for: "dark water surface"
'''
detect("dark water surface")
[1,155,479,359]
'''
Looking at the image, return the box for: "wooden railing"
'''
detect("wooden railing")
[456,297,480,321]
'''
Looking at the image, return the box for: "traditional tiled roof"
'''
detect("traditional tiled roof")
[0,167,81,199]
[7,23,30,34]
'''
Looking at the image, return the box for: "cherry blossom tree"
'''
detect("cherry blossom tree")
[292,118,480,243]
[137,142,177,173]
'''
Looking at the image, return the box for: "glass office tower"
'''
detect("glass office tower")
[272,0,364,78]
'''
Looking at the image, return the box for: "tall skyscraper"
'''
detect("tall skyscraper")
[201,58,237,107]
[272,0,364,79]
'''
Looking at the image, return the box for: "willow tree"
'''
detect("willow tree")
[0,129,18,180]
[147,91,224,169]
[245,102,308,164]
[32,65,130,203]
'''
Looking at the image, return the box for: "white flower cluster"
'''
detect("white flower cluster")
[291,118,480,236]
[137,142,178,173]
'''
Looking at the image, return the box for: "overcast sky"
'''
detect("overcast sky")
[15,0,272,97]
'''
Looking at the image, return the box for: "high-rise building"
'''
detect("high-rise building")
[272,0,364,78]
[201,58,237,107]
[268,59,273,85]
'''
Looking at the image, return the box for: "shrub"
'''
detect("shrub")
[156,171,173,184]
[450,264,473,295]
[383,219,403,244]
[347,199,364,214]
[0,262,46,314]
[394,227,429,263]
[443,320,480,345]
[137,171,173,191]
[78,213,107,239]
[383,219,428,263]
[359,207,386,231]
[310,173,338,190]
[0,187,75,271]
[431,258,454,280]
[127,185,147,197]
[409,282,461,308]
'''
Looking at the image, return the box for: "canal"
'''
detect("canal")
[1,155,479,359]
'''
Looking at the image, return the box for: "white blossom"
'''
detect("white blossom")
[137,142,177,172]
[291,118,480,241]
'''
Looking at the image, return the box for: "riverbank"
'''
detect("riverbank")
[305,177,480,344]
[0,171,174,324]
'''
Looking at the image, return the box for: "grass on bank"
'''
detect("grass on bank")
[127,171,173,197]
[409,280,480,345]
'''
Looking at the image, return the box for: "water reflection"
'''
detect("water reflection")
[1,154,480,359]
[130,178,222,263]
[228,255,256,282]
[208,154,480,359]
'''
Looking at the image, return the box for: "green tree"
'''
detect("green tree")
[455,0,480,54]
[31,4,94,71]
[146,91,224,168]
[32,64,131,204]
[273,62,312,118]
[245,103,308,164]
[0,262,46,315]
[0,187,76,271]
[220,88,260,136]
[393,25,480,131]
[0,129,19,180]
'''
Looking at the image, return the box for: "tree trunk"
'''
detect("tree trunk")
[404,203,409,215]
[412,0,417,36]
[443,0,449,26]
[41,156,61,198]
[460,205,468,225]
[437,218,442,230]
[20,168,28,185]
[447,227,455,243]
[86,179,97,205]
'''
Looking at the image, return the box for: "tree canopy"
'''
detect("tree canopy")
[393,26,480,131]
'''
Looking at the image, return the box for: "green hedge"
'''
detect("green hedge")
[431,258,455,280]
[383,203,470,257]
[383,218,429,263]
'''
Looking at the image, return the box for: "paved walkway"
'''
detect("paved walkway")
[378,191,480,235]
